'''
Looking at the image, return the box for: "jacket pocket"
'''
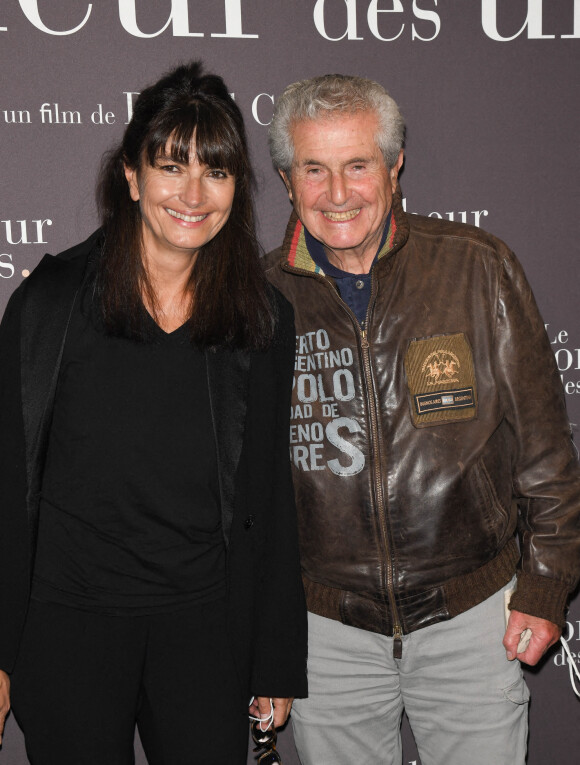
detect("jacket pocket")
[473,457,510,546]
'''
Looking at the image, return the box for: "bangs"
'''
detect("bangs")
[144,99,245,176]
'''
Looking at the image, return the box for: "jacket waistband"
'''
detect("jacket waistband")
[303,539,520,635]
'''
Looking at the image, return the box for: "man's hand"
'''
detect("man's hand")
[249,696,294,728]
[0,669,10,745]
[503,609,561,666]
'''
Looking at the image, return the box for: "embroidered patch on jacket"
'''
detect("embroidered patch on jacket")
[404,333,477,427]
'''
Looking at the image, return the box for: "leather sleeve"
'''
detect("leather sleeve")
[494,249,580,626]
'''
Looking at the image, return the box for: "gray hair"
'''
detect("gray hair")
[268,74,405,175]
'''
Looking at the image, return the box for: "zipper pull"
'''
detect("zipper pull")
[360,323,369,349]
[393,625,403,659]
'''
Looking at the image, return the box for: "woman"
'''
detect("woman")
[0,61,306,764]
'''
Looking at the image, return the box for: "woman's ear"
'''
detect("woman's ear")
[124,163,140,202]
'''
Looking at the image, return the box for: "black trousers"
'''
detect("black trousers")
[11,598,248,765]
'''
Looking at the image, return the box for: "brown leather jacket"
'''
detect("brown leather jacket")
[264,190,580,641]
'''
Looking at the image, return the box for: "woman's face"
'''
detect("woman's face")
[124,141,236,263]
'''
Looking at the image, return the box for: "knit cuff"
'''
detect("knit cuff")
[509,571,570,628]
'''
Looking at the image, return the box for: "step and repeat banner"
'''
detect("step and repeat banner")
[1,1,579,763]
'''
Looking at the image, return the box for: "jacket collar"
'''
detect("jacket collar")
[279,185,410,275]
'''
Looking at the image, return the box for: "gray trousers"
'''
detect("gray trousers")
[292,580,528,765]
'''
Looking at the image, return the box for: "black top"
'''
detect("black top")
[32,290,225,615]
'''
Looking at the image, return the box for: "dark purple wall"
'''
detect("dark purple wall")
[1,2,579,762]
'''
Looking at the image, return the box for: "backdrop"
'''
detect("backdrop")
[1,1,579,763]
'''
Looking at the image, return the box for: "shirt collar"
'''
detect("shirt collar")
[304,211,392,279]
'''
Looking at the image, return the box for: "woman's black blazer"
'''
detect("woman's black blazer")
[0,230,307,700]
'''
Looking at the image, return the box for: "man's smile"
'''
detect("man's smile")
[321,209,361,222]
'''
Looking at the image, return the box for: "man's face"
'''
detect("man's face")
[281,111,403,273]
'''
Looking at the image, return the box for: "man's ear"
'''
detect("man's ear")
[279,169,293,201]
[389,150,404,192]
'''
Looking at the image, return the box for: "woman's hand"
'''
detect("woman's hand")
[249,696,294,728]
[0,669,10,745]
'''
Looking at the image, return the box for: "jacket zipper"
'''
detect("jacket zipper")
[282,263,404,657]
[360,324,403,659]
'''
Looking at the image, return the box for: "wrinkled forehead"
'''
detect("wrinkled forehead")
[289,111,383,163]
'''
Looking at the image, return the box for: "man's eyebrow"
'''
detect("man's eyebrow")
[298,156,373,167]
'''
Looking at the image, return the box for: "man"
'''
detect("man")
[264,74,580,765]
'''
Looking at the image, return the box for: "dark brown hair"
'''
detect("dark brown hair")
[96,60,274,348]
